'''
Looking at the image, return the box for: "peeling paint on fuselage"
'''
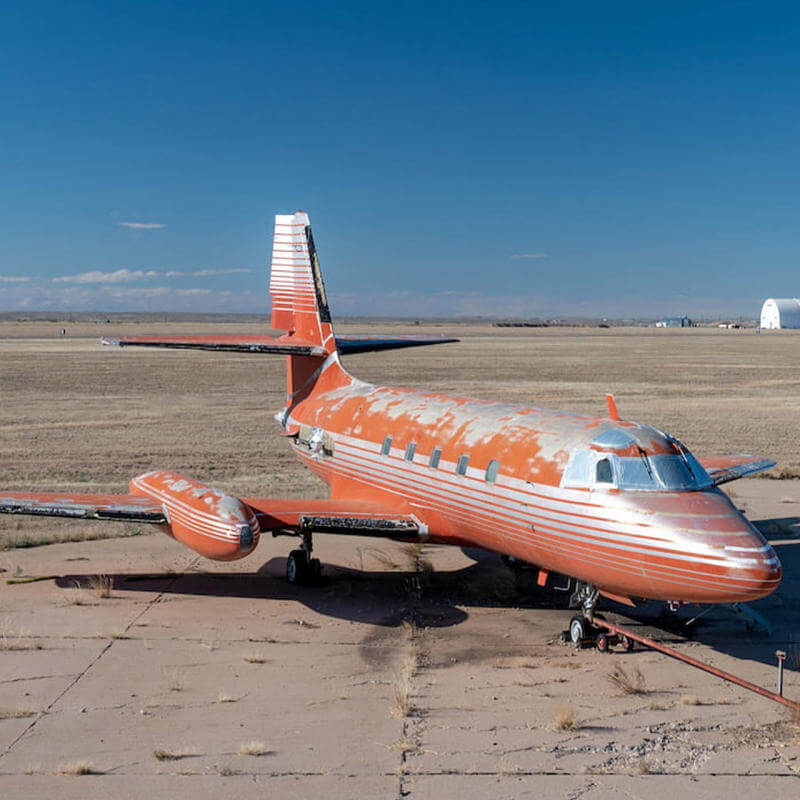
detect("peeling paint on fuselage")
[278,367,781,605]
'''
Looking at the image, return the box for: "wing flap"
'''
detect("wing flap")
[697,455,776,486]
[243,497,420,537]
[0,491,166,523]
[101,335,326,355]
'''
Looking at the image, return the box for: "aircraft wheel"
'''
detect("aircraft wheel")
[286,549,308,584]
[569,616,586,645]
[308,558,322,583]
[620,634,635,652]
[595,633,609,653]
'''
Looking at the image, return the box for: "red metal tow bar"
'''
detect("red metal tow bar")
[591,617,800,712]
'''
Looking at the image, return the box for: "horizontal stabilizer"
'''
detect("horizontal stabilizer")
[335,334,458,355]
[0,491,166,523]
[101,334,457,356]
[697,455,776,485]
[102,335,326,355]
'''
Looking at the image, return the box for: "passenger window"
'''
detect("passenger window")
[381,436,392,456]
[456,455,470,476]
[485,460,499,483]
[596,458,613,484]
[429,447,441,469]
[405,442,416,461]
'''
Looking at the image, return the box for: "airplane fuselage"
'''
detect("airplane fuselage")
[284,369,781,605]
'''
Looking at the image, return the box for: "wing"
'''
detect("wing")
[697,455,776,486]
[242,497,421,538]
[0,491,166,522]
[1,489,419,538]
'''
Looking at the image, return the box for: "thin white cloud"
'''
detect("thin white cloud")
[511,253,548,259]
[164,268,251,277]
[54,269,160,284]
[0,276,31,283]
[53,268,251,284]
[118,221,166,230]
[105,286,171,298]
[176,288,212,296]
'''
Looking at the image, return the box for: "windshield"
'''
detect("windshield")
[562,449,712,491]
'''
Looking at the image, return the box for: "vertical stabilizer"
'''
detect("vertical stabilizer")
[269,212,348,405]
[270,211,334,351]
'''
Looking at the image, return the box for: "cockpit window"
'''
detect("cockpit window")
[596,458,613,483]
[562,446,712,492]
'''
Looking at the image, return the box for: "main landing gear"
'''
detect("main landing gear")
[286,531,322,585]
[561,581,635,652]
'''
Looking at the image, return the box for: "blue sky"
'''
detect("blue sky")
[2,1,800,317]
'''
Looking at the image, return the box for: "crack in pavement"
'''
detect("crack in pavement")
[0,564,192,762]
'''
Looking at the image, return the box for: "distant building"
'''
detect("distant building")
[760,298,800,329]
[655,316,692,328]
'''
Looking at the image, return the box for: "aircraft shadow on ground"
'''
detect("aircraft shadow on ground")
[54,516,800,670]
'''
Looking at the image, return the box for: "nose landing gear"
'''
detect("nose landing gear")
[563,614,636,652]
[561,582,635,652]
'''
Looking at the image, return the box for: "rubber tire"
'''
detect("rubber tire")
[620,634,635,652]
[595,633,609,653]
[569,616,586,645]
[308,558,322,583]
[286,549,308,584]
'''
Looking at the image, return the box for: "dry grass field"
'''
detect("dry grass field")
[1,321,800,798]
[1,321,799,496]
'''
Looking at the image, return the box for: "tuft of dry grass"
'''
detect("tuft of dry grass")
[786,705,800,734]
[88,574,112,598]
[391,634,418,718]
[636,757,655,774]
[390,735,418,755]
[217,692,237,703]
[242,653,266,664]
[218,765,239,776]
[153,748,195,761]
[680,695,702,706]
[1,529,142,551]
[163,667,183,692]
[607,662,648,695]
[53,760,97,775]
[238,740,271,756]
[359,547,400,570]
[0,630,42,651]
[0,709,37,719]
[400,542,434,575]
[553,705,579,731]
[65,581,92,606]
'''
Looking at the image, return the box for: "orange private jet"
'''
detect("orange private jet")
[0,211,781,644]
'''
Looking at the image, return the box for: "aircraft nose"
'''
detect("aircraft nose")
[723,536,782,600]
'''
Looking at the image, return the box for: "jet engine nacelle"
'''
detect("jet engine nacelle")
[129,471,259,561]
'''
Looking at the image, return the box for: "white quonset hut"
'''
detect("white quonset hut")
[760,298,800,329]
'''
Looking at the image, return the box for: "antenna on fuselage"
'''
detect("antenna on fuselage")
[605,393,620,421]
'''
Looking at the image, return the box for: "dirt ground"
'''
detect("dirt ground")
[1,322,800,798]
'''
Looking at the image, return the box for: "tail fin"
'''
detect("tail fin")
[270,212,349,404]
[270,211,335,353]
